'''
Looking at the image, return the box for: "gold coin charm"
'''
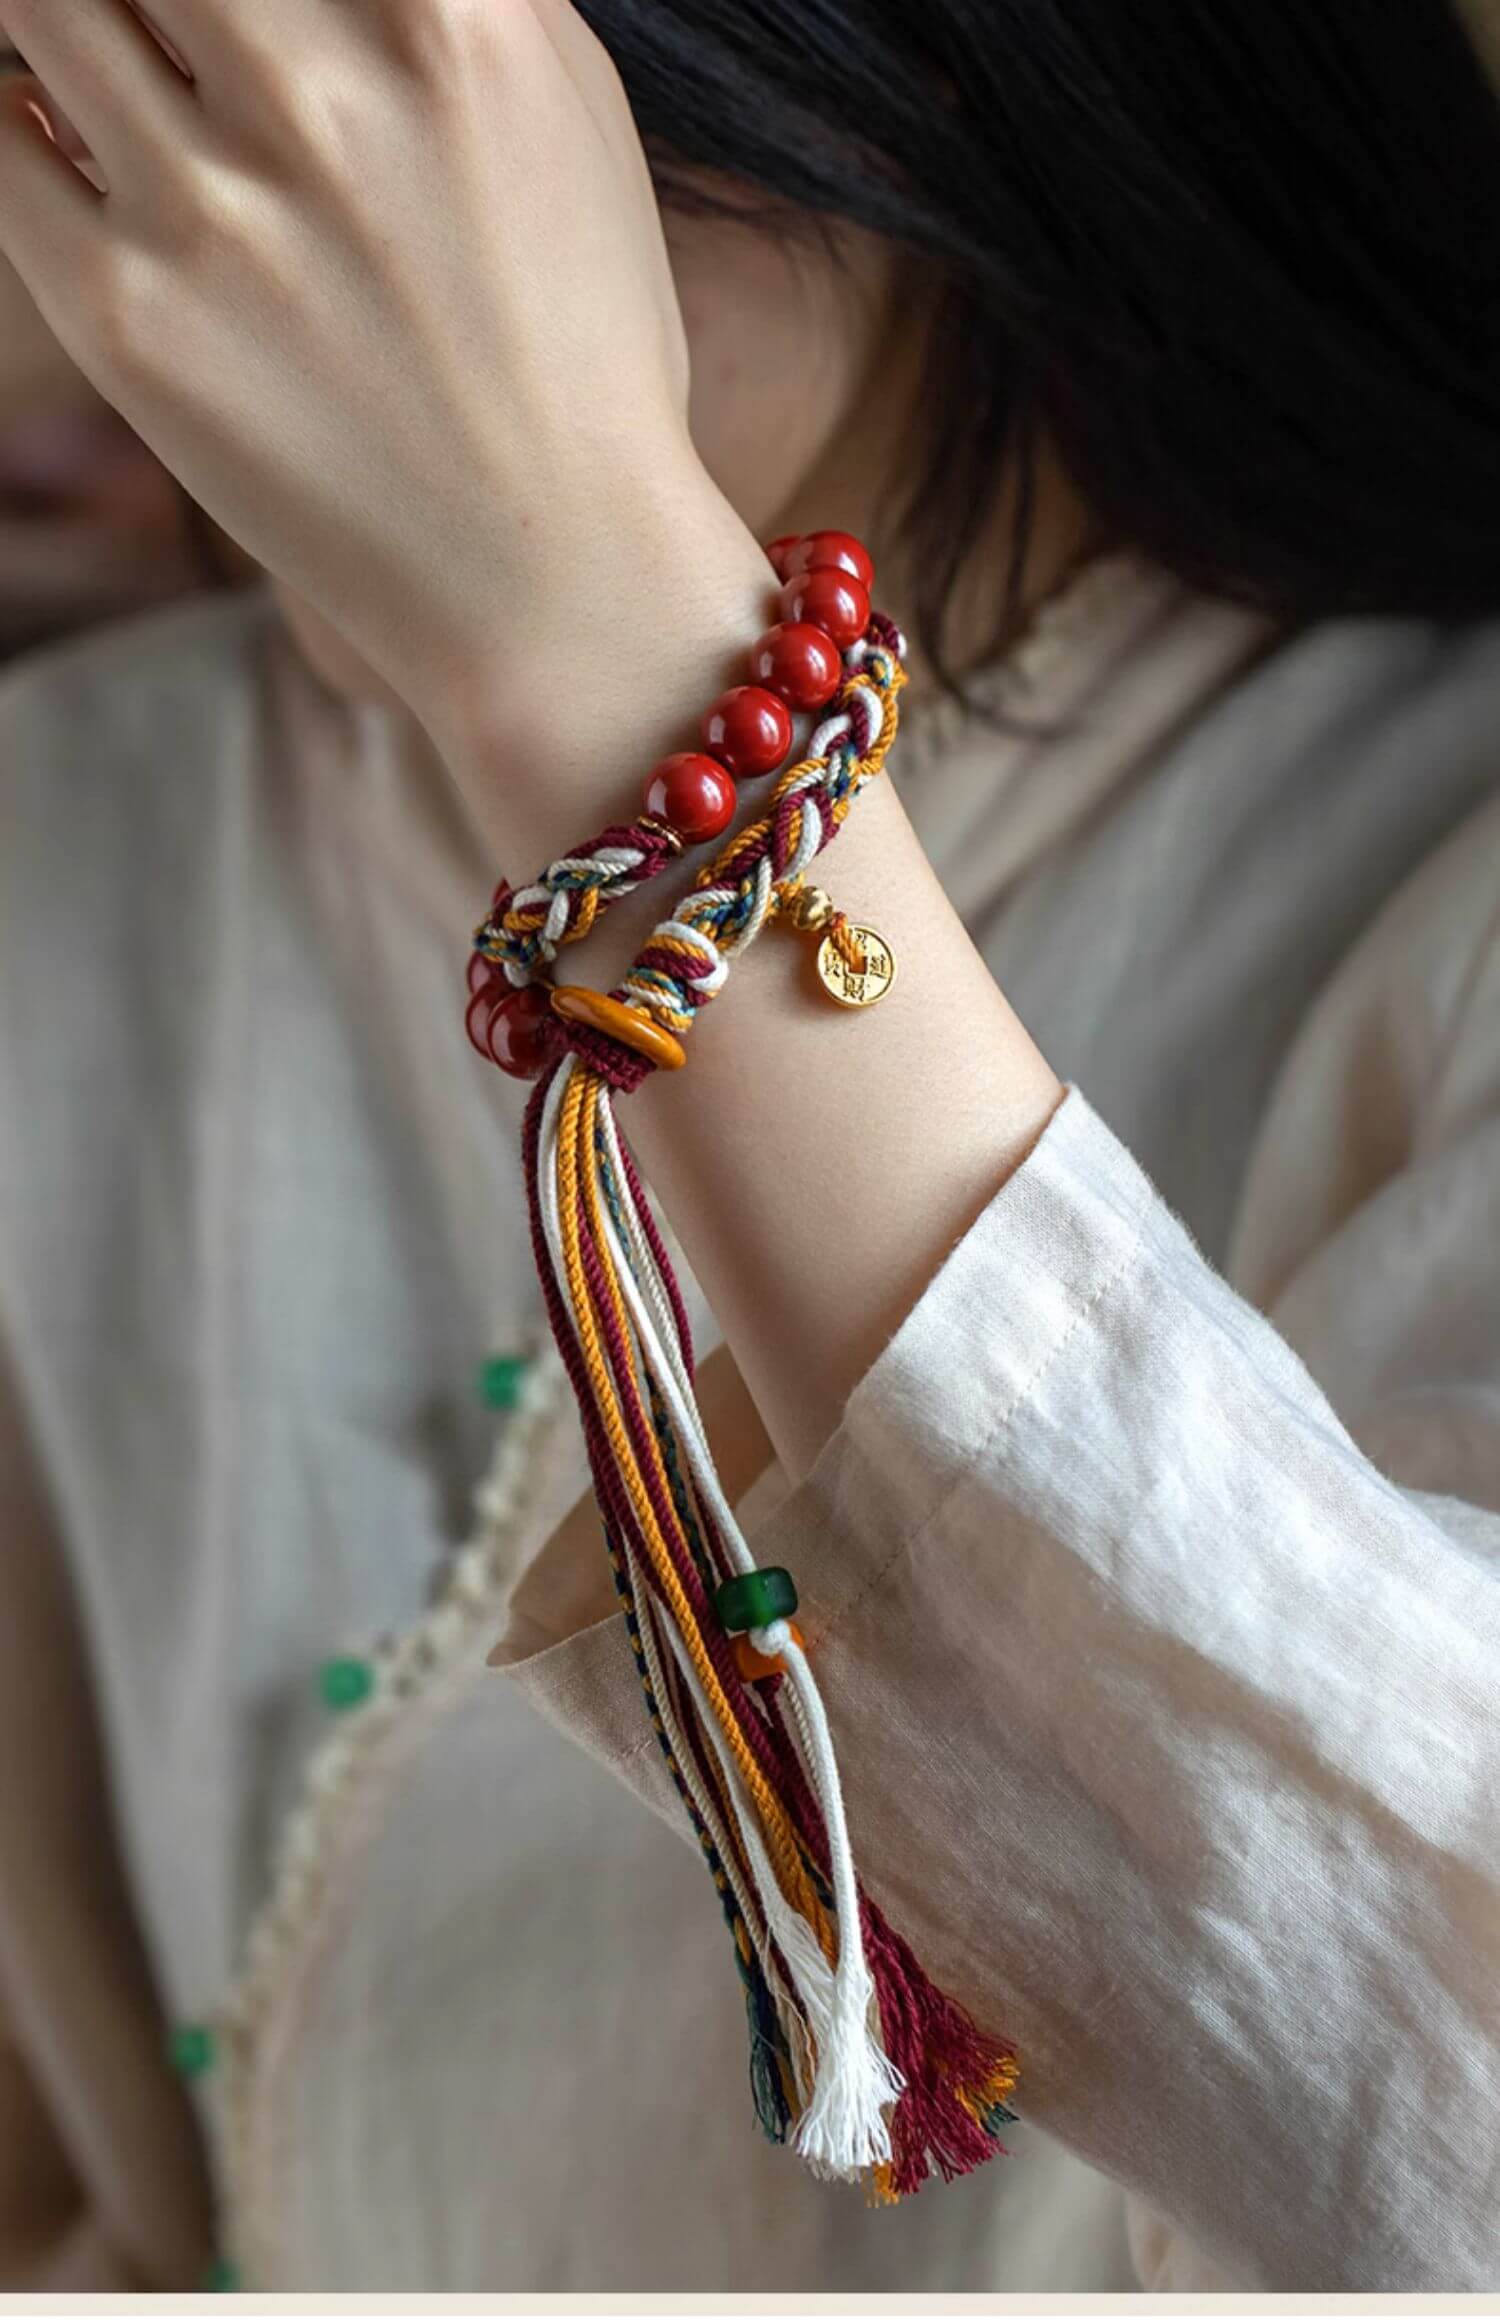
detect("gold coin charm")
[815,922,897,1009]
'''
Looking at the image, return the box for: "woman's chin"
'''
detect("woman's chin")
[272,582,407,711]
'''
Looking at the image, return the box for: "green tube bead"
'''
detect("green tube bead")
[714,1566,799,1635]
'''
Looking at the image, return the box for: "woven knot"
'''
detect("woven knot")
[479,816,684,978]
[554,1017,655,1093]
[770,787,834,881]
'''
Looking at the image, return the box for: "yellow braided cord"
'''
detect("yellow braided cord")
[501,879,600,951]
[618,649,907,1046]
[543,657,911,1970]
[703,650,905,938]
[826,914,868,973]
[556,1070,836,1955]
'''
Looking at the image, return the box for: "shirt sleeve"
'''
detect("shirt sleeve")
[500,1026,1500,2292]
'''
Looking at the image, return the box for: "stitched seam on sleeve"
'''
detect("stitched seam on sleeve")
[812,1199,1153,1650]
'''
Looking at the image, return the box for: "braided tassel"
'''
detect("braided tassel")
[513,632,1019,2190]
[524,1054,1018,2189]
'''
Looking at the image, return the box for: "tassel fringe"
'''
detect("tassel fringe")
[522,1043,1019,2196]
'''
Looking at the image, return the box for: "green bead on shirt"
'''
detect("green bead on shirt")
[318,1655,375,1712]
[477,1352,530,1410]
[168,2022,216,2080]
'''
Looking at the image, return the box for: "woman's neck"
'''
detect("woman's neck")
[765,282,1102,702]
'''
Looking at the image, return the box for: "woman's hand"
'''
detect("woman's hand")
[0,0,740,757]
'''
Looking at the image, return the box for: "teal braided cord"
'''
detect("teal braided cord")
[604,1523,794,2144]
[595,1129,718,1595]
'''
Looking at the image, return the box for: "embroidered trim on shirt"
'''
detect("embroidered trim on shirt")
[215,1348,572,2287]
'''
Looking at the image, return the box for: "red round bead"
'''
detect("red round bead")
[783,529,875,591]
[644,752,737,844]
[764,534,803,581]
[465,957,510,1057]
[749,622,843,712]
[700,685,793,781]
[467,949,500,998]
[465,982,498,1058]
[778,568,871,651]
[483,983,557,1079]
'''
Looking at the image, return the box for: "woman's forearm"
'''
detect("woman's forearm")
[0,0,1063,1484]
[433,491,1063,1479]
[600,778,1062,1479]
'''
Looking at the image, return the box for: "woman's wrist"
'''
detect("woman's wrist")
[449,481,1062,1472]
[414,452,782,873]
[626,773,1065,1472]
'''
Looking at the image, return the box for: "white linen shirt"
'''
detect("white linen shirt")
[0,558,1495,2290]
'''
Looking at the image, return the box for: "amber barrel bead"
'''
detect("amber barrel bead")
[550,985,687,1072]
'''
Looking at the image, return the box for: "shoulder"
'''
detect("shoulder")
[1274,767,1500,1160]
[0,587,297,926]
[1179,606,1500,871]
[1239,604,1500,735]
[0,582,286,727]
[1200,611,1500,889]
[0,584,287,822]
[0,586,319,1028]
[1409,781,1500,1150]
[0,589,326,1223]
[1218,607,1500,1212]
[1231,767,1500,1325]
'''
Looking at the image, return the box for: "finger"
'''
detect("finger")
[527,0,624,101]
[0,0,194,186]
[520,0,651,187]
[12,72,116,196]
[0,76,103,278]
[121,5,193,82]
[0,79,110,388]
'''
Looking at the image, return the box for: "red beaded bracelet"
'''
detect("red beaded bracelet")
[467,528,878,1079]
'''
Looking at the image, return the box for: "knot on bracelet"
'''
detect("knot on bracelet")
[552,1016,656,1093]
[866,608,905,659]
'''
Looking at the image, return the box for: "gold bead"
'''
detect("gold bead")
[786,884,834,933]
[637,813,685,856]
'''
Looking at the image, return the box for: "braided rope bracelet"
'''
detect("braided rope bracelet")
[463,524,1018,2197]
[465,527,880,1077]
[546,620,907,1090]
[494,585,1021,2191]
[504,607,1017,2197]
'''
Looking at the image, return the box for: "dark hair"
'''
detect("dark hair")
[582,1,1500,703]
